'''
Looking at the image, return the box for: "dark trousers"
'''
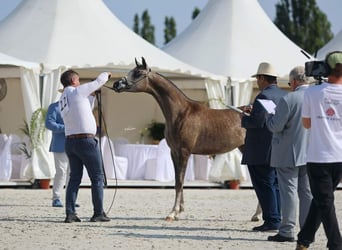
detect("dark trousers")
[297,162,342,250]
[248,164,281,227]
[65,137,104,216]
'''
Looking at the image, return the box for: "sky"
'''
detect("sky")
[0,0,340,48]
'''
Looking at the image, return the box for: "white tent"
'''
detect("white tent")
[317,29,342,60]
[0,0,224,78]
[163,0,314,183]
[0,52,39,69]
[0,0,225,180]
[163,0,313,79]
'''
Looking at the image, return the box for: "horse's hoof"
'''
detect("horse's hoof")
[165,216,174,222]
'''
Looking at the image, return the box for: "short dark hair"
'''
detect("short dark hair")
[262,75,277,83]
[60,70,78,88]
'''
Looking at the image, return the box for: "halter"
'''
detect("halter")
[123,73,148,87]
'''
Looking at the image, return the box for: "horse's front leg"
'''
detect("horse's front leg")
[166,152,188,222]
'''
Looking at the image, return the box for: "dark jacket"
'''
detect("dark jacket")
[241,84,287,165]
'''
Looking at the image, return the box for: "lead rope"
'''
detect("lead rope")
[96,87,118,216]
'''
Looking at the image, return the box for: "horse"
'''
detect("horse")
[112,57,245,221]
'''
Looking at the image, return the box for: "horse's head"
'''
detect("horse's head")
[112,57,151,92]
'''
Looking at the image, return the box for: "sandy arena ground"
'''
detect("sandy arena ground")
[0,186,341,250]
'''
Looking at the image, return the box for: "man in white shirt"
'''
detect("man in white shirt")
[296,51,342,250]
[59,69,111,223]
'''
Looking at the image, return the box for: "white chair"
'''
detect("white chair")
[145,139,175,181]
[101,136,128,180]
[0,134,12,181]
[10,134,26,180]
[193,155,213,181]
[144,139,195,181]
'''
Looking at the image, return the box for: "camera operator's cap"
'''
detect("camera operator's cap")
[326,51,342,69]
[252,62,278,77]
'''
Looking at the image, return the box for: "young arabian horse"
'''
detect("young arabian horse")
[112,58,245,221]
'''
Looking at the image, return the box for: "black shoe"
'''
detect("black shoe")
[90,212,110,222]
[253,224,279,232]
[64,214,81,223]
[268,233,295,242]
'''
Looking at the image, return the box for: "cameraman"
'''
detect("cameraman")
[297,51,342,250]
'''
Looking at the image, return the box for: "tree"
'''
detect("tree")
[133,14,139,34]
[141,10,155,45]
[192,7,200,20]
[274,0,333,55]
[164,16,177,45]
[132,10,155,45]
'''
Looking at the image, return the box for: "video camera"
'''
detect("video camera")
[304,60,329,79]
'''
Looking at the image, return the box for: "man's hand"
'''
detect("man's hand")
[239,104,253,114]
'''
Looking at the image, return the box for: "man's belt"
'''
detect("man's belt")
[66,133,95,139]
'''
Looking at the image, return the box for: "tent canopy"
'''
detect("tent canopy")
[0,51,39,69]
[0,0,222,80]
[317,29,342,60]
[163,0,313,79]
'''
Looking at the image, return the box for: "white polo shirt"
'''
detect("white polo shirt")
[59,72,109,136]
[302,82,342,162]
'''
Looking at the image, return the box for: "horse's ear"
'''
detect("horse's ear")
[135,58,140,67]
[141,57,150,71]
[141,57,146,68]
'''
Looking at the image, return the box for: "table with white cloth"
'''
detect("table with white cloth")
[116,144,158,180]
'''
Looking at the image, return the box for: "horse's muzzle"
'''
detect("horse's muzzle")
[112,78,127,92]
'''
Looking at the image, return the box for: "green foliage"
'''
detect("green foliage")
[164,16,177,45]
[132,9,155,45]
[133,14,139,34]
[192,7,200,20]
[147,120,165,141]
[274,0,333,54]
[18,108,47,158]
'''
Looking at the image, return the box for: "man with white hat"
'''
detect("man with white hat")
[241,62,287,231]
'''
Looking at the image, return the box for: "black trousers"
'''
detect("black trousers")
[247,164,281,227]
[297,162,342,250]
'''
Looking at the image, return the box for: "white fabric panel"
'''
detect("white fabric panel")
[100,136,128,180]
[0,134,12,181]
[81,136,128,182]
[116,144,158,180]
[144,139,197,181]
[193,155,213,181]
[19,67,63,180]
[206,79,251,183]
[144,139,175,182]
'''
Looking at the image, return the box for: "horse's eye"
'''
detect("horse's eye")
[133,71,140,78]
